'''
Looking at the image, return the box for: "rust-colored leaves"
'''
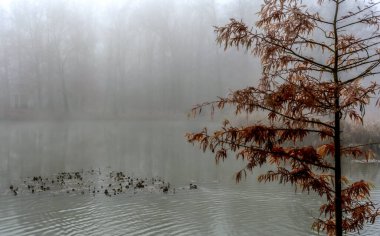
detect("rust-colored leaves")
[187,0,380,235]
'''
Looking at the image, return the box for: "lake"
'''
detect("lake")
[0,121,379,235]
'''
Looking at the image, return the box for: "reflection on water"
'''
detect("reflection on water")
[0,121,379,235]
[0,121,232,188]
[0,182,323,236]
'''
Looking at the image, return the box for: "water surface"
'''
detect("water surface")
[0,121,379,235]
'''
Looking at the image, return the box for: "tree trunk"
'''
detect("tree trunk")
[334,95,342,236]
[333,1,342,235]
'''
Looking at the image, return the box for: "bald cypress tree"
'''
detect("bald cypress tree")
[187,1,380,235]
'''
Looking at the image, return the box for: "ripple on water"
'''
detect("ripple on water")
[1,182,380,236]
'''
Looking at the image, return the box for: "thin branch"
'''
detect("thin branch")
[337,2,380,22]
[339,58,380,72]
[257,34,334,71]
[337,14,380,30]
[342,142,380,150]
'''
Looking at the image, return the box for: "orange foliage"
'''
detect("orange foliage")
[187,0,380,235]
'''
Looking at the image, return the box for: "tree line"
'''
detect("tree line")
[0,0,257,120]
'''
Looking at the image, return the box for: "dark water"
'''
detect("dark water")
[0,121,379,235]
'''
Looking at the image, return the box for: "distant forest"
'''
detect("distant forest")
[0,0,378,156]
[0,0,259,120]
[343,123,380,157]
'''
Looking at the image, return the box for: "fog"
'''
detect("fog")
[0,0,379,181]
[1,1,380,235]
[0,0,266,189]
[0,0,261,120]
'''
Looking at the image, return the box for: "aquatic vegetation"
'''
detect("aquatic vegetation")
[5,168,197,197]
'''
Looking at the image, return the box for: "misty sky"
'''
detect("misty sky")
[0,0,262,120]
[0,0,378,121]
